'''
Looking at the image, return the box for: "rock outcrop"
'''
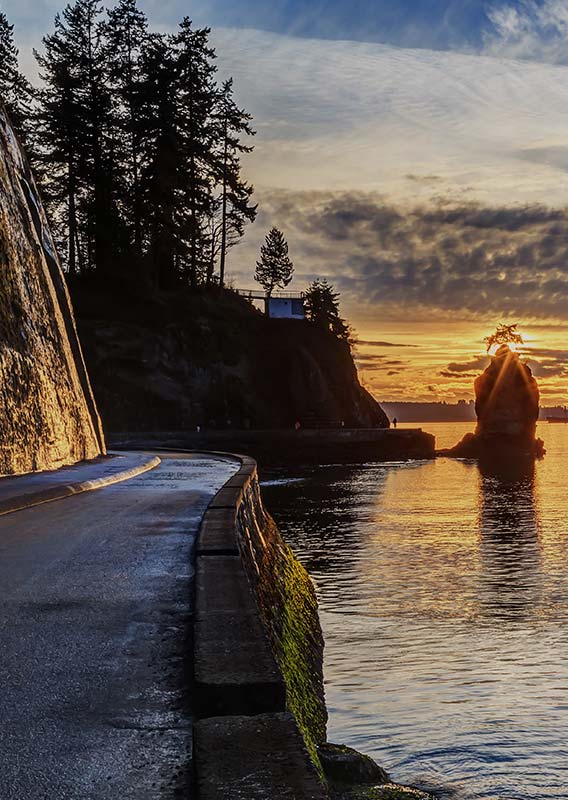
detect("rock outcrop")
[72,281,389,432]
[444,345,544,460]
[0,106,105,475]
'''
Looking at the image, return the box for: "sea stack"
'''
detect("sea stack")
[445,344,544,460]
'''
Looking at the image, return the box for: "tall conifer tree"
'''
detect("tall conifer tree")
[212,78,257,287]
[104,0,148,258]
[138,32,179,287]
[35,0,119,274]
[0,13,34,143]
[171,19,218,287]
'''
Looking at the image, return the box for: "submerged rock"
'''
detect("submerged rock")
[318,743,390,786]
[320,742,438,800]
[0,105,104,475]
[443,345,544,460]
[330,781,437,800]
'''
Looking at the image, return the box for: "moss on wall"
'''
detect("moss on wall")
[235,477,327,772]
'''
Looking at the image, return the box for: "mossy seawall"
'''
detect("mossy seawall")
[235,474,328,763]
[194,455,328,798]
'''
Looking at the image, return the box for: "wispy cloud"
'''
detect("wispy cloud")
[208,26,568,207]
[356,340,418,348]
[483,0,568,64]
[446,356,490,373]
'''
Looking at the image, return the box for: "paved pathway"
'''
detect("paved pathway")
[0,453,238,799]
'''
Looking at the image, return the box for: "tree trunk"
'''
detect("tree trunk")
[219,112,228,288]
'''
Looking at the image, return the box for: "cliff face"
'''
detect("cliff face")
[0,107,105,475]
[72,283,388,432]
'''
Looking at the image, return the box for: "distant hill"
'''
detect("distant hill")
[71,281,389,432]
[381,400,566,423]
[381,401,476,423]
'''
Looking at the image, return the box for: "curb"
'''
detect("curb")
[0,454,161,517]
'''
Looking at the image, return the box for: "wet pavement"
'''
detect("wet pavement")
[0,453,238,799]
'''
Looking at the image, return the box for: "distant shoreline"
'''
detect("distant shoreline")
[381,401,564,424]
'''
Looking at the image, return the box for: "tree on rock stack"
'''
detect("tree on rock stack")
[254,227,294,296]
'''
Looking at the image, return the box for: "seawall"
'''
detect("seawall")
[111,428,435,466]
[193,455,436,800]
[193,454,328,798]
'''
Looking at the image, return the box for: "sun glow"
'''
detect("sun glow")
[487,341,518,355]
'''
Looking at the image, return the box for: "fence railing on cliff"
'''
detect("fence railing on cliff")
[232,288,306,301]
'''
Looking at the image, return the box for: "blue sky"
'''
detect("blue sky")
[1,0,562,61]
[184,0,491,51]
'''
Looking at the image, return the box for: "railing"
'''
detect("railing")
[233,289,305,300]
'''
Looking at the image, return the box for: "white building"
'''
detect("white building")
[265,294,306,320]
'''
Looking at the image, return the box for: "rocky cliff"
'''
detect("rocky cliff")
[72,281,389,432]
[0,106,105,475]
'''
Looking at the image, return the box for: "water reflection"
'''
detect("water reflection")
[261,464,385,583]
[477,458,542,619]
[263,429,568,799]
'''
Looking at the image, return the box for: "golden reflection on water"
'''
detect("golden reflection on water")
[477,459,543,621]
[261,423,568,800]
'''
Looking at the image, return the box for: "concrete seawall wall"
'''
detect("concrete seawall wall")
[194,454,328,798]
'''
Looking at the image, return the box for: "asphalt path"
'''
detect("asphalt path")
[0,453,238,800]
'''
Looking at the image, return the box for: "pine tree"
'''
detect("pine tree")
[35,0,121,275]
[137,32,179,288]
[171,19,218,288]
[35,11,87,274]
[254,227,294,296]
[0,13,34,143]
[304,279,351,341]
[104,0,148,258]
[212,79,256,287]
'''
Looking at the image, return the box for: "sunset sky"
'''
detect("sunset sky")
[6,0,568,403]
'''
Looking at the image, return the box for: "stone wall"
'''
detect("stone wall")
[0,106,104,475]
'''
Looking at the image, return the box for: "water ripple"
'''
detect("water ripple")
[262,423,568,799]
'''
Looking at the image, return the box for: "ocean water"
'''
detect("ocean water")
[261,422,568,800]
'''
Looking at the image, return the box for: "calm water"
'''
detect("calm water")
[261,423,568,800]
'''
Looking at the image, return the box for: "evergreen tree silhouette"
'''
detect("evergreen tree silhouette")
[0,13,34,144]
[304,279,351,341]
[254,227,294,296]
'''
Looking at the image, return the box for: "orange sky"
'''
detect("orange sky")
[351,317,568,404]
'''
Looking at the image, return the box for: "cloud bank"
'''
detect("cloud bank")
[230,190,568,322]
